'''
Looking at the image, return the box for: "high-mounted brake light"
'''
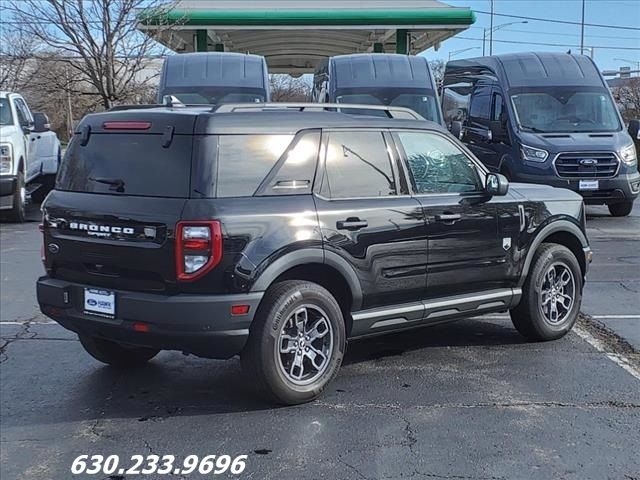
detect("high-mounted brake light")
[103,121,152,130]
[175,221,222,281]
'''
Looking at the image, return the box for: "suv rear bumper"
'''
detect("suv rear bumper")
[512,171,640,205]
[37,276,263,359]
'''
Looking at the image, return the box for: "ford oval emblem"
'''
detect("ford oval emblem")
[579,158,597,166]
[48,243,60,254]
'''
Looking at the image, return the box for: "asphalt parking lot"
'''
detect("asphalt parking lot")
[1,200,638,480]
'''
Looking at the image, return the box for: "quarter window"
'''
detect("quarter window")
[397,132,482,194]
[321,131,396,198]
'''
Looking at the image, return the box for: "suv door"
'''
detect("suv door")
[314,129,428,314]
[393,130,520,299]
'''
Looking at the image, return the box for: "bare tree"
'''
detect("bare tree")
[429,59,445,89]
[270,75,312,102]
[0,30,38,91]
[611,78,640,123]
[6,0,176,109]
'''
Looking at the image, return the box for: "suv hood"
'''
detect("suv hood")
[518,130,632,153]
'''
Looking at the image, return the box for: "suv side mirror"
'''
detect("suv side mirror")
[485,172,509,196]
[33,112,51,133]
[629,119,640,140]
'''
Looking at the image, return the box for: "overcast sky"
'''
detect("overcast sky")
[428,0,640,74]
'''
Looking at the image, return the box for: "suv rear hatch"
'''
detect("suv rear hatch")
[42,109,197,293]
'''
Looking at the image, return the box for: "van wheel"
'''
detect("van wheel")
[608,201,633,217]
[241,280,346,405]
[79,335,159,368]
[31,175,55,204]
[8,171,26,223]
[510,243,582,341]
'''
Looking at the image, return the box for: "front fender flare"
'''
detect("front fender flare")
[518,220,588,287]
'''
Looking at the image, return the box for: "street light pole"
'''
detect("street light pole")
[489,0,494,56]
[580,0,585,55]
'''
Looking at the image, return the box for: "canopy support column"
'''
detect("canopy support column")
[396,29,408,54]
[196,29,208,51]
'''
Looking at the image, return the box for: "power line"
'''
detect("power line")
[466,25,640,41]
[474,10,640,31]
[455,35,640,51]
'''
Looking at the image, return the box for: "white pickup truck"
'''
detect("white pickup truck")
[1,91,61,222]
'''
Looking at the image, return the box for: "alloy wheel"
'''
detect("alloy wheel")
[539,262,575,326]
[276,305,334,386]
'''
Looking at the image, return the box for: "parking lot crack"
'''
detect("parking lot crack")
[336,455,369,480]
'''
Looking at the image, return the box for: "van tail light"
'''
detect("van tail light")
[175,221,222,281]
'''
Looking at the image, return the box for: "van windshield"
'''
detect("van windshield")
[161,87,266,105]
[511,87,621,133]
[335,88,441,123]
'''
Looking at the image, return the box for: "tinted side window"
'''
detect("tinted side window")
[469,87,491,123]
[256,131,320,196]
[397,132,482,194]
[13,99,30,125]
[216,134,294,198]
[321,131,396,198]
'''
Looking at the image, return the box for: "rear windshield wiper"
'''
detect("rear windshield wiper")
[88,177,125,193]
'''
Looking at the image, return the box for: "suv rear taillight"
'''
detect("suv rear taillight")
[175,221,222,281]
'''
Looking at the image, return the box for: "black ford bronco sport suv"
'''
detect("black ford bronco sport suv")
[37,103,592,405]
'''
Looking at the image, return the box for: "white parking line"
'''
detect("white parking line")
[573,324,640,381]
[0,321,55,325]
[482,314,640,320]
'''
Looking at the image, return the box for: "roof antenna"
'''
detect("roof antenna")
[162,95,185,108]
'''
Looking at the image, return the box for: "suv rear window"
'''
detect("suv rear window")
[57,134,192,198]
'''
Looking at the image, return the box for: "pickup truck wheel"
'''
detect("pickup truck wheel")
[79,335,159,368]
[241,280,346,405]
[510,244,582,341]
[608,201,633,217]
[8,171,26,223]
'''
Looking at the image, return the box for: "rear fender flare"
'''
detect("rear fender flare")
[250,248,363,310]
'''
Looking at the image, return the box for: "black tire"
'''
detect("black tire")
[510,243,582,341]
[8,171,26,223]
[79,335,159,368]
[241,280,346,405]
[608,201,633,217]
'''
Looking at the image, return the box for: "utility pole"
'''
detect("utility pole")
[489,0,494,55]
[580,0,585,55]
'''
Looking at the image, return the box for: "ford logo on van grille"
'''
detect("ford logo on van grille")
[579,158,597,166]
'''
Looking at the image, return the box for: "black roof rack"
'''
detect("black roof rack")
[212,102,425,120]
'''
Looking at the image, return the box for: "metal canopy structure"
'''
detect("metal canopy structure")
[139,1,475,74]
